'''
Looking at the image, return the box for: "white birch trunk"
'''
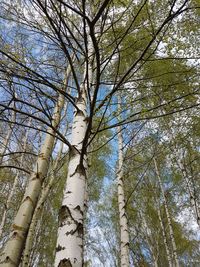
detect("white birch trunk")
[54,86,88,267]
[117,125,130,267]
[21,109,69,267]
[0,73,69,266]
[153,158,180,267]
[0,118,32,239]
[157,205,173,267]
[54,38,94,267]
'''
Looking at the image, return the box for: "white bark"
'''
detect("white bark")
[21,107,69,267]
[55,87,88,267]
[0,118,32,239]
[117,125,130,267]
[54,39,93,267]
[0,71,69,266]
[154,158,180,267]
[157,205,173,267]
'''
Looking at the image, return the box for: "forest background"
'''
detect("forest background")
[0,0,199,266]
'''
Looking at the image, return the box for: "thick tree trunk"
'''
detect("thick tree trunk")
[0,74,69,266]
[157,205,173,267]
[0,118,31,239]
[153,158,180,267]
[54,85,88,267]
[54,37,94,267]
[117,125,130,267]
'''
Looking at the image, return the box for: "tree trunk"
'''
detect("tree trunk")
[167,127,200,227]
[0,71,69,266]
[117,125,130,267]
[54,84,88,267]
[0,108,16,164]
[0,118,32,239]
[21,111,69,267]
[153,158,179,267]
[157,205,173,267]
[176,155,200,227]
[54,37,94,267]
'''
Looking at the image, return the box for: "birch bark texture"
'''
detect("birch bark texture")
[21,102,70,267]
[55,82,88,267]
[0,73,69,266]
[117,124,130,267]
[54,35,94,267]
[153,158,180,267]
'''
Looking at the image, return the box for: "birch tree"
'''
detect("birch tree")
[0,0,199,266]
[0,67,70,266]
[116,98,130,267]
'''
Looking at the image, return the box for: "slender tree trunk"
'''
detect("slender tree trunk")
[175,156,200,227]
[167,127,200,226]
[153,158,180,267]
[0,71,70,266]
[141,212,159,267]
[0,118,32,239]
[21,116,69,267]
[0,108,16,164]
[157,205,173,267]
[117,124,130,267]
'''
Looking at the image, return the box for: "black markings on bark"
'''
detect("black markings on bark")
[58,205,71,227]
[1,256,16,265]
[58,258,72,267]
[23,196,35,207]
[74,205,84,216]
[56,245,65,252]
[74,109,84,117]
[76,164,86,176]
[65,222,83,238]
[69,163,86,178]
[69,146,78,159]
[77,223,83,237]
[83,116,89,122]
